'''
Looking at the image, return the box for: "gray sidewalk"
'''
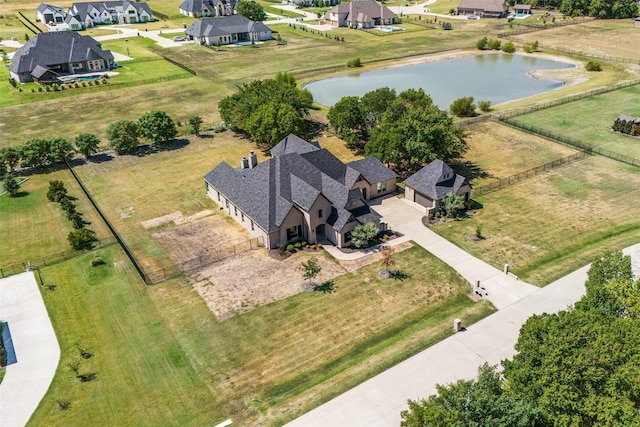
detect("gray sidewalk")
[287,243,640,426]
[0,272,60,427]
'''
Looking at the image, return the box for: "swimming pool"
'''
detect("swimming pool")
[58,73,106,83]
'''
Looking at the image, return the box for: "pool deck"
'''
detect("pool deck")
[0,272,60,427]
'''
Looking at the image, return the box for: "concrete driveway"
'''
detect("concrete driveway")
[0,272,60,427]
[287,243,640,426]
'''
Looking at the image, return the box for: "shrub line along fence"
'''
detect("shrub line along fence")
[0,238,116,279]
[63,159,149,284]
[470,151,588,197]
[144,236,265,284]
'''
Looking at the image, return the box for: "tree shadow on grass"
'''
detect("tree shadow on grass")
[313,280,336,293]
[450,159,492,182]
[134,138,190,157]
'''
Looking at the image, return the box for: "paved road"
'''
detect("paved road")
[288,242,640,426]
[0,272,60,427]
[287,195,640,426]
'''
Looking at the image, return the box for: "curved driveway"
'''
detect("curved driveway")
[0,272,60,427]
[287,196,640,426]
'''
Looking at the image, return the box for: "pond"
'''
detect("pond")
[305,54,576,108]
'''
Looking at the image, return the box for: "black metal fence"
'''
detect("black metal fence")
[496,80,640,120]
[161,55,197,75]
[471,151,588,197]
[497,16,594,38]
[0,238,116,279]
[144,237,265,284]
[501,120,640,167]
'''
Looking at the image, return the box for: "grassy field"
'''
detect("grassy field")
[512,18,640,61]
[460,121,579,186]
[0,168,113,267]
[29,239,493,426]
[511,84,640,158]
[433,156,640,285]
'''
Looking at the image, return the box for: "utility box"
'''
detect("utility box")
[454,318,462,332]
[503,264,509,274]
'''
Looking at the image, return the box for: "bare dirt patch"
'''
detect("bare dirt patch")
[152,215,253,267]
[191,250,346,320]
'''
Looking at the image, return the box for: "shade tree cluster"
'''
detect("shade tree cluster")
[613,116,640,136]
[107,110,179,154]
[401,250,640,426]
[47,180,98,251]
[218,72,313,149]
[329,88,469,177]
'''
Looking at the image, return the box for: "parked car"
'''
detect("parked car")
[172,36,186,42]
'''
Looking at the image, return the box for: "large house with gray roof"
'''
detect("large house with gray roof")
[9,31,115,84]
[456,0,508,17]
[36,1,153,29]
[179,0,238,18]
[204,134,397,249]
[404,160,471,215]
[186,15,271,45]
[324,0,397,28]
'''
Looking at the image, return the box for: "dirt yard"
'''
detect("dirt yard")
[191,250,347,320]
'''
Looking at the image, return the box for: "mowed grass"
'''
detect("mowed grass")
[513,84,640,158]
[146,245,495,425]
[461,121,579,186]
[513,19,640,61]
[433,156,640,285]
[72,131,266,272]
[29,246,218,426]
[0,168,112,266]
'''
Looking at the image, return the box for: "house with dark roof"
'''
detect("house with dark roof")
[9,31,115,84]
[36,3,66,25]
[324,0,397,28]
[457,0,508,17]
[179,0,237,18]
[186,15,271,45]
[203,134,397,249]
[403,160,471,215]
[72,1,153,26]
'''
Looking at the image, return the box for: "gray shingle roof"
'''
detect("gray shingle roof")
[186,15,270,38]
[204,135,392,234]
[70,1,153,21]
[404,159,469,200]
[9,31,114,75]
[458,0,507,12]
[347,157,397,185]
[37,3,66,14]
[327,0,396,22]
[180,0,237,13]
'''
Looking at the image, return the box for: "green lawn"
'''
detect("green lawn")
[511,84,640,159]
[28,240,493,426]
[433,156,640,285]
[0,169,113,267]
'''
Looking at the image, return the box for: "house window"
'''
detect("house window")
[286,225,302,241]
[217,191,221,201]
[250,221,254,231]
[234,206,238,216]
[377,181,387,193]
[225,199,229,208]
[318,209,323,218]
[241,213,244,222]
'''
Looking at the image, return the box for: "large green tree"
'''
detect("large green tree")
[560,0,637,17]
[237,0,267,21]
[48,137,74,163]
[137,110,177,144]
[19,138,50,168]
[219,77,313,149]
[365,89,468,176]
[0,147,21,171]
[107,120,141,154]
[245,102,304,149]
[74,133,101,158]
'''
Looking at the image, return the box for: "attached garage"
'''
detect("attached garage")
[403,159,471,214]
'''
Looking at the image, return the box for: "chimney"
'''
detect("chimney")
[241,156,249,169]
[249,151,258,168]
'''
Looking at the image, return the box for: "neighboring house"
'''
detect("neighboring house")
[9,31,115,84]
[36,3,66,25]
[203,134,397,249]
[287,0,339,6]
[186,15,271,45]
[179,0,237,18]
[403,159,471,215]
[324,0,397,28]
[513,3,531,14]
[457,0,508,17]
